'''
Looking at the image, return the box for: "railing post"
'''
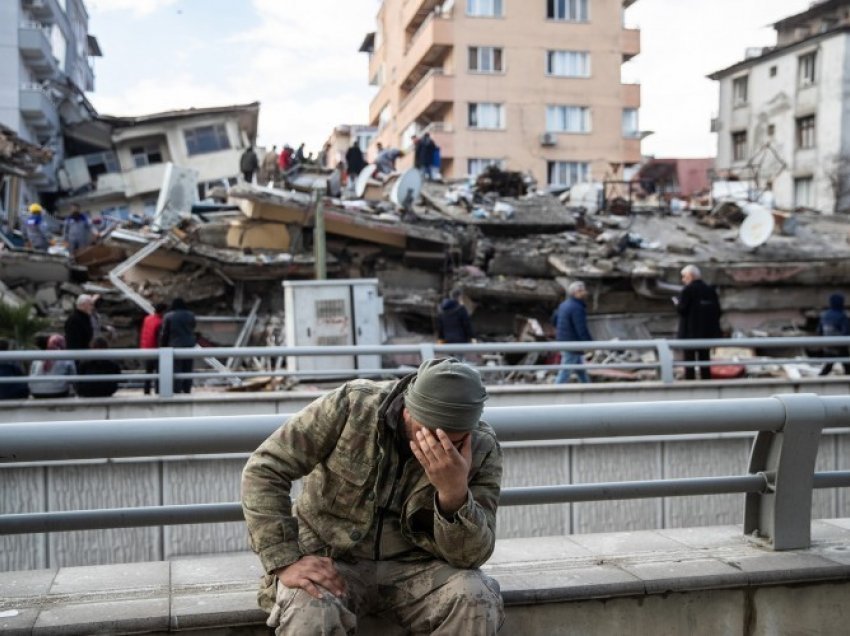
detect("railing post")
[744,393,825,550]
[158,348,174,398]
[656,340,675,384]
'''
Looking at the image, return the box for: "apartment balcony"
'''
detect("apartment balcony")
[621,27,640,62]
[368,42,384,86]
[123,163,168,198]
[398,70,454,127]
[19,85,59,141]
[621,82,641,108]
[401,13,453,91]
[368,83,394,128]
[21,0,58,24]
[402,0,444,35]
[18,24,59,81]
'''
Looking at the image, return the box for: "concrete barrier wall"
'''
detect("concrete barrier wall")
[3,430,849,572]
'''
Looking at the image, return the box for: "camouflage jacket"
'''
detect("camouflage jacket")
[241,375,503,577]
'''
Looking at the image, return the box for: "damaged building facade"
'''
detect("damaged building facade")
[710,0,850,214]
[0,0,101,218]
[57,102,260,219]
[359,0,642,185]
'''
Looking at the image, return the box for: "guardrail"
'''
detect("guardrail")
[1,395,849,551]
[1,336,849,397]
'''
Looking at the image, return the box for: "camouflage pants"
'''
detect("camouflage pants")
[267,559,503,635]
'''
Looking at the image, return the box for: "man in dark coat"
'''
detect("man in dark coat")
[240,146,259,183]
[76,336,121,397]
[817,293,850,376]
[675,264,722,380]
[0,339,29,400]
[437,289,474,346]
[415,133,436,180]
[345,141,366,180]
[159,297,197,394]
[554,281,592,383]
[64,294,96,352]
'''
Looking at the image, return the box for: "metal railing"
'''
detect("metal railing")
[1,336,849,397]
[1,394,849,550]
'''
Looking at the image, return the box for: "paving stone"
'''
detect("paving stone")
[718,551,850,585]
[500,563,644,604]
[616,557,744,593]
[821,517,850,532]
[656,524,746,550]
[0,607,39,635]
[487,535,592,567]
[170,590,266,630]
[50,561,168,595]
[171,553,263,588]
[569,530,687,557]
[812,519,850,543]
[809,543,850,566]
[32,597,169,635]
[0,568,56,598]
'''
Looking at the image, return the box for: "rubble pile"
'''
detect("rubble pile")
[4,161,850,385]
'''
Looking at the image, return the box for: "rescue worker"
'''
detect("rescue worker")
[64,204,94,254]
[241,357,504,635]
[25,203,50,251]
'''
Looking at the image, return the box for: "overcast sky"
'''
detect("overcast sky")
[86,0,814,158]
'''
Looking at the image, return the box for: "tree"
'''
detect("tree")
[0,301,49,348]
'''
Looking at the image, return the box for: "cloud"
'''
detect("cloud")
[90,0,377,152]
[87,0,180,17]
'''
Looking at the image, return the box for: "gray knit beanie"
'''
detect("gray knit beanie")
[404,358,488,431]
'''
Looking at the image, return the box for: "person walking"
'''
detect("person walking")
[817,293,850,376]
[159,298,196,394]
[140,302,167,394]
[241,357,503,634]
[675,264,722,380]
[554,281,593,383]
[240,145,259,183]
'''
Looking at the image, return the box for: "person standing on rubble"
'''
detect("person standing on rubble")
[240,145,259,184]
[554,281,593,384]
[260,145,280,184]
[278,145,294,174]
[437,289,475,354]
[345,140,366,181]
[25,203,50,251]
[817,293,849,376]
[675,264,722,380]
[415,133,437,181]
[294,143,306,165]
[375,146,403,176]
[241,357,504,635]
[64,204,94,254]
[64,294,96,353]
[159,297,197,394]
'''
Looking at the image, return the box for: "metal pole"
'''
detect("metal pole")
[314,187,326,280]
[656,340,675,384]
[158,347,174,398]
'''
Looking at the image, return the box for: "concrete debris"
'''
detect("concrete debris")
[6,156,850,387]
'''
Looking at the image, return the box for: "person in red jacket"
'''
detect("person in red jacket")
[140,303,167,395]
[278,145,294,173]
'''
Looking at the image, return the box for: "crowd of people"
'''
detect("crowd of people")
[0,294,197,400]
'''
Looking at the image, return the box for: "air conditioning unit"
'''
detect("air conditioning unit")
[540,132,557,146]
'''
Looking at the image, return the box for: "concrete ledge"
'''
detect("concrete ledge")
[2,519,850,634]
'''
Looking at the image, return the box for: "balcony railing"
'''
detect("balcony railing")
[19,83,59,138]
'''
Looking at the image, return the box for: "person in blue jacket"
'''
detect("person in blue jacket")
[818,293,850,376]
[554,281,593,383]
[437,288,475,346]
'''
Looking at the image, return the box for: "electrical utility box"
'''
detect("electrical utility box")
[283,279,384,375]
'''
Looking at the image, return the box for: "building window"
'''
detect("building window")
[794,176,814,208]
[468,46,504,73]
[798,51,817,87]
[468,102,505,129]
[547,0,588,22]
[184,124,231,156]
[84,151,120,179]
[731,131,747,161]
[130,142,164,168]
[546,50,590,77]
[356,131,375,151]
[796,115,816,149]
[622,108,639,138]
[732,75,748,106]
[546,105,590,133]
[547,161,589,187]
[767,123,776,137]
[378,104,392,131]
[769,65,777,77]
[468,158,505,177]
[467,0,503,17]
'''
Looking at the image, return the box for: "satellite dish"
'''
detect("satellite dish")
[389,168,422,207]
[739,204,775,248]
[355,164,377,198]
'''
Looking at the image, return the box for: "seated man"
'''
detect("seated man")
[241,358,504,634]
[75,336,121,398]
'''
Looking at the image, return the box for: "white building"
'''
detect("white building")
[0,0,101,212]
[58,102,260,219]
[710,0,850,214]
